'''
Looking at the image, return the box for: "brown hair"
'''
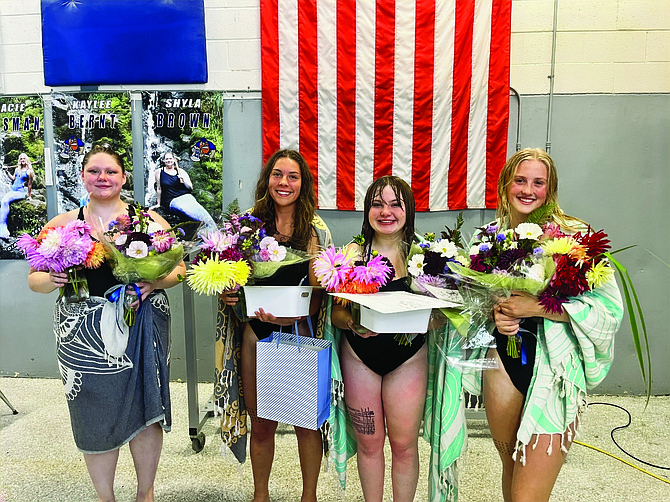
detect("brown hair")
[361,175,416,254]
[82,143,126,173]
[496,148,584,231]
[251,149,316,251]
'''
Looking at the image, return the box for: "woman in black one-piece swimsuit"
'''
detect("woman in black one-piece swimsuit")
[218,149,331,502]
[331,176,427,502]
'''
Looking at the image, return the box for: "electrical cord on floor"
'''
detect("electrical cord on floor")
[574,402,670,484]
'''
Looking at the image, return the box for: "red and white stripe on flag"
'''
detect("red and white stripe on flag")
[261,0,511,211]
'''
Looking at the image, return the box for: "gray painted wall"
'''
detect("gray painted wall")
[1,93,668,395]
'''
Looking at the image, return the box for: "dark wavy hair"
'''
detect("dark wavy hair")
[251,149,316,251]
[82,142,125,173]
[361,175,415,256]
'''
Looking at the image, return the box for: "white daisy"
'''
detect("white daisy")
[408,254,425,277]
[515,222,543,240]
[431,239,458,258]
[127,240,149,258]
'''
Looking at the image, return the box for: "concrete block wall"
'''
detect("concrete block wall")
[0,0,667,95]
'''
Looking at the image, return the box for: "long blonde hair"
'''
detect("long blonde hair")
[496,148,584,231]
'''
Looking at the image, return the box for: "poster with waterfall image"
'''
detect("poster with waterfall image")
[0,95,45,259]
[51,92,133,215]
[142,91,223,239]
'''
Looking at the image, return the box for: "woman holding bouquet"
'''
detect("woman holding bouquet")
[329,176,427,502]
[475,148,623,501]
[216,149,332,502]
[27,143,186,502]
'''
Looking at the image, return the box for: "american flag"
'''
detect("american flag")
[261,0,511,211]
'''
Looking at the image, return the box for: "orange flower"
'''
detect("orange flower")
[84,242,106,269]
[567,242,588,264]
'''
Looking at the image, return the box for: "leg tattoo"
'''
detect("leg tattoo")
[348,406,376,435]
[493,438,516,457]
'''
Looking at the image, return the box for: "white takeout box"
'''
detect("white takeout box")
[243,286,313,318]
[331,291,452,333]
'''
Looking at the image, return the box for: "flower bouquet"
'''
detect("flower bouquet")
[186,205,311,319]
[313,236,399,336]
[312,236,394,300]
[448,220,614,358]
[17,220,105,303]
[99,204,187,325]
[407,231,469,303]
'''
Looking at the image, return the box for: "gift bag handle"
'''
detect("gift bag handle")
[273,322,302,350]
[273,317,315,352]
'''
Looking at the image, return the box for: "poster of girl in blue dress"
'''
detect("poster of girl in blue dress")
[0,96,45,258]
[142,91,223,236]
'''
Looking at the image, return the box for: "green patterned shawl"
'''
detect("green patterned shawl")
[462,273,623,462]
[321,297,468,499]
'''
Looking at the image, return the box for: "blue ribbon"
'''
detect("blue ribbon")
[107,283,143,329]
[517,326,535,366]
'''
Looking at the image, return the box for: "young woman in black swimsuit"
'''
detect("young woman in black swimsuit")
[218,149,332,502]
[331,176,427,502]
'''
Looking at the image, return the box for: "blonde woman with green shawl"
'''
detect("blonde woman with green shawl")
[465,148,623,501]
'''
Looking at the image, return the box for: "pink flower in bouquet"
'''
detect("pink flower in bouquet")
[349,255,392,286]
[202,230,237,253]
[151,230,175,253]
[260,236,287,262]
[312,245,358,291]
[17,220,103,273]
[313,240,394,300]
[113,214,132,232]
[541,222,566,240]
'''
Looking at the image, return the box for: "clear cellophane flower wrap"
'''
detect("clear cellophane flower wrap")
[442,258,554,368]
[100,238,185,284]
[247,247,311,282]
[404,228,501,368]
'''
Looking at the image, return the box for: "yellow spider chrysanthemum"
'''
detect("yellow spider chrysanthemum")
[585,260,614,288]
[187,257,250,296]
[541,236,575,257]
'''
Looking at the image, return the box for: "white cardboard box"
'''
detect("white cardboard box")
[358,304,432,333]
[243,286,313,318]
[332,291,452,334]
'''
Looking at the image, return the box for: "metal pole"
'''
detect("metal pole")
[546,0,559,153]
[41,94,59,220]
[130,92,145,204]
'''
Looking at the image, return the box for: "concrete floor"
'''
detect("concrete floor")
[1,378,669,502]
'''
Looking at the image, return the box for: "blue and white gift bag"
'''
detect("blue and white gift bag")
[256,324,332,430]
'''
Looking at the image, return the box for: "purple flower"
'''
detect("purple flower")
[496,233,506,243]
[350,255,393,285]
[413,273,447,294]
[423,250,447,277]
